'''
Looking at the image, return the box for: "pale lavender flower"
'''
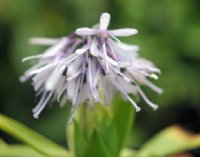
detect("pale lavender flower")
[21,12,162,123]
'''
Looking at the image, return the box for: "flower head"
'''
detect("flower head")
[21,12,162,123]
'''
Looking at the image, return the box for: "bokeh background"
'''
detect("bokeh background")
[1,0,200,151]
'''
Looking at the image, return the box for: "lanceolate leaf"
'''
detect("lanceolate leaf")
[0,114,70,157]
[112,97,135,154]
[83,129,110,157]
[120,148,136,157]
[136,125,200,157]
[0,144,45,157]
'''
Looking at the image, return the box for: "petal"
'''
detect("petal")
[61,47,87,67]
[20,62,45,82]
[33,92,53,118]
[90,39,100,57]
[111,75,141,112]
[72,77,81,105]
[67,79,77,100]
[108,28,138,36]
[22,54,44,62]
[60,95,67,107]
[29,62,57,75]
[136,85,158,110]
[22,38,68,62]
[67,57,83,79]
[87,58,99,101]
[55,77,66,101]
[42,37,68,57]
[29,37,60,45]
[32,92,47,113]
[102,42,109,71]
[100,12,110,30]
[32,68,53,91]
[102,77,116,105]
[117,42,140,52]
[45,65,66,91]
[75,27,97,36]
[75,47,88,55]
[108,38,138,61]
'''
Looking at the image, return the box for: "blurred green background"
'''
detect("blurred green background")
[0,0,200,150]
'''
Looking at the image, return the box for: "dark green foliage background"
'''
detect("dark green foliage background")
[0,0,200,148]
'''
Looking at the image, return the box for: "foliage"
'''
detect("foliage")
[2,114,200,157]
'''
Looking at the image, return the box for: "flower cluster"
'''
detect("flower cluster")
[21,13,162,123]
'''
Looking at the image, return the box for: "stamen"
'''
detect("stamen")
[150,74,158,80]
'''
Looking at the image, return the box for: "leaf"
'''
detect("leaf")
[0,139,7,146]
[120,148,136,157]
[73,120,87,157]
[112,97,135,154]
[68,100,135,157]
[70,104,120,157]
[96,113,119,157]
[72,120,110,157]
[0,144,45,157]
[136,125,200,157]
[83,129,110,157]
[0,114,71,157]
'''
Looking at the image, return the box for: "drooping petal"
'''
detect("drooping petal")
[90,39,100,57]
[87,58,99,101]
[45,65,66,91]
[67,79,77,101]
[108,28,138,36]
[72,77,81,106]
[32,66,54,92]
[100,12,110,30]
[42,37,69,57]
[29,37,60,45]
[20,62,46,82]
[135,85,158,110]
[116,42,140,52]
[32,92,47,113]
[102,42,109,71]
[67,56,83,79]
[29,62,57,75]
[55,77,66,101]
[112,75,141,112]
[33,92,53,118]
[22,54,44,62]
[75,27,98,36]
[102,76,117,105]
[107,38,138,62]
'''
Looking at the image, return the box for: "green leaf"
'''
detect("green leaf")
[83,129,110,157]
[112,97,135,153]
[0,139,7,146]
[120,148,136,157]
[0,114,71,157]
[136,125,200,157]
[68,100,135,157]
[0,144,45,157]
[96,113,118,157]
[73,120,87,157]
[72,120,110,157]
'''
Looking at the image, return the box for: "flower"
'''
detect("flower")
[21,12,162,123]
